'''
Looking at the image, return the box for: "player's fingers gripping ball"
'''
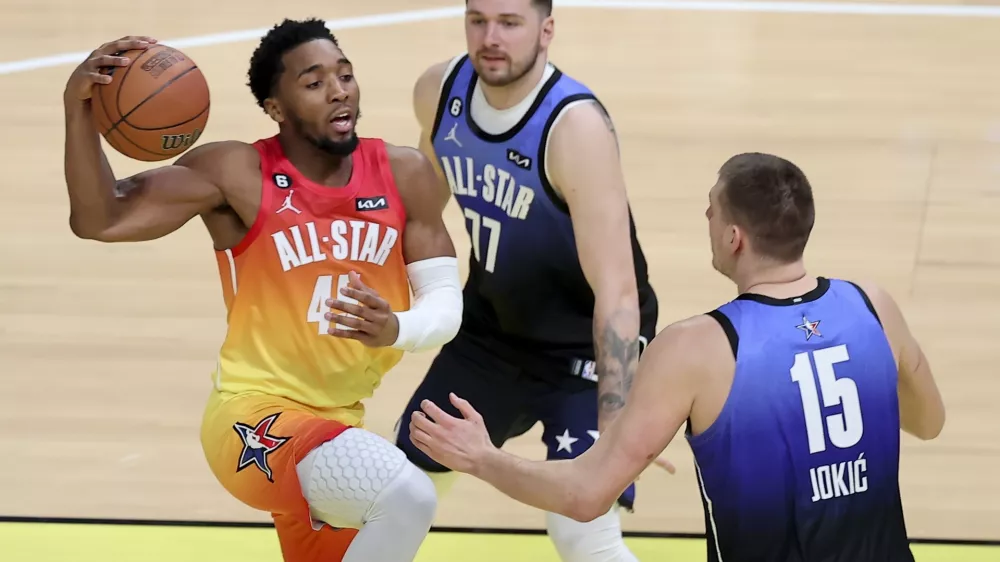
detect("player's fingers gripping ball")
[326,271,399,347]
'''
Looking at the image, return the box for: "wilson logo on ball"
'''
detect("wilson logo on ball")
[161,128,203,151]
[142,48,188,79]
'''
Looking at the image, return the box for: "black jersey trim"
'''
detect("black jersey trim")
[430,54,469,142]
[463,65,563,143]
[535,93,602,215]
[846,280,882,326]
[735,276,831,306]
[705,309,739,359]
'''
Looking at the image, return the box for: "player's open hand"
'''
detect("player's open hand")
[64,36,158,104]
[326,271,400,347]
[409,393,494,476]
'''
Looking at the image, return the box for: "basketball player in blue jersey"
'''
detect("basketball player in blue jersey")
[409,152,947,562]
[393,0,668,560]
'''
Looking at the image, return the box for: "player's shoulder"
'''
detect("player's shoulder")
[837,277,900,325]
[176,140,260,175]
[382,142,431,172]
[415,55,465,90]
[547,97,615,151]
[639,313,736,391]
[648,313,735,366]
[381,142,446,213]
[161,141,262,208]
[413,55,467,128]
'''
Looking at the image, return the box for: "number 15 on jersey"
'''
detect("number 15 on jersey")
[790,344,865,454]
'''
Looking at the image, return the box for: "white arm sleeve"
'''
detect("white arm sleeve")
[391,256,463,353]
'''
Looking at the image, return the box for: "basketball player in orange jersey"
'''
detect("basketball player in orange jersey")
[61,19,463,562]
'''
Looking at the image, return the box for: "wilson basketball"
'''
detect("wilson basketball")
[91,44,210,162]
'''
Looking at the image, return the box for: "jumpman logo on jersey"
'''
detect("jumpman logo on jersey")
[233,413,290,482]
[444,123,463,147]
[796,316,822,340]
[276,190,302,214]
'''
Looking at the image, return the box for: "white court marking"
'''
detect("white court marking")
[1,0,999,75]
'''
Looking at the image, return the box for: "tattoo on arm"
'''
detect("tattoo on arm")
[594,102,621,156]
[597,104,616,135]
[595,308,640,417]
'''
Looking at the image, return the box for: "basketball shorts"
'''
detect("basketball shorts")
[199,390,357,562]
[395,333,641,511]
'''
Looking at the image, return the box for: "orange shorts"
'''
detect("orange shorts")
[200,390,359,561]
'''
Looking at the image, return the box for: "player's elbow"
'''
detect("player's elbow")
[914,409,946,441]
[567,493,616,523]
[594,280,640,321]
[68,213,110,242]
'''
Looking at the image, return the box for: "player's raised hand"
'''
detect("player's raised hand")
[326,271,400,347]
[64,36,158,103]
[410,393,494,475]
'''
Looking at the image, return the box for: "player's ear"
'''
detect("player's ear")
[264,98,284,123]
[539,15,554,47]
[728,224,744,254]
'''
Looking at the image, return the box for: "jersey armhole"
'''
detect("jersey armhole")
[372,139,409,228]
[705,309,739,359]
[429,54,468,142]
[845,281,882,326]
[536,94,605,215]
[226,139,274,258]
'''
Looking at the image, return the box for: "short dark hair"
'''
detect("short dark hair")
[717,153,815,263]
[466,0,552,16]
[247,18,340,111]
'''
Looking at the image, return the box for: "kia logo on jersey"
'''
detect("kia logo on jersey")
[356,196,388,212]
[506,149,532,170]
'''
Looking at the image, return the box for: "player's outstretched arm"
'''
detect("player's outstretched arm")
[63,36,234,243]
[858,281,945,440]
[546,101,640,431]
[409,316,714,521]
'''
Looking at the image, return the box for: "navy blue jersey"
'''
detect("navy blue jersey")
[430,55,658,379]
[688,277,913,562]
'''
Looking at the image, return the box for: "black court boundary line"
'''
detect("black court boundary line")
[0,516,998,546]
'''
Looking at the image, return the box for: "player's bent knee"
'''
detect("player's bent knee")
[546,509,638,562]
[295,427,436,531]
[366,461,437,528]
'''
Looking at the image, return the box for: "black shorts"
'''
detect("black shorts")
[394,332,647,511]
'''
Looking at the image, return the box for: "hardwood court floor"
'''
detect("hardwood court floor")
[1,522,998,562]
[1,0,998,549]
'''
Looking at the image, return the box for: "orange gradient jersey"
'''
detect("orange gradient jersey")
[211,136,411,425]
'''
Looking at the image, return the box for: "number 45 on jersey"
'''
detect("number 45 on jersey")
[307,274,359,335]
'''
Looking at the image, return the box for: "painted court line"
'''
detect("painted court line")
[0,0,998,75]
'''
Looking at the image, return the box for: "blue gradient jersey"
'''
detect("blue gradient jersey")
[689,277,913,562]
[429,55,658,380]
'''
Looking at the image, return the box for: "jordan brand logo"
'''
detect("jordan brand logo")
[276,189,301,214]
[233,413,290,483]
[444,123,462,147]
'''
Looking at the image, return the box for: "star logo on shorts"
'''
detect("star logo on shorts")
[233,413,290,483]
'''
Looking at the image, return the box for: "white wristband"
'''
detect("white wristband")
[392,256,463,352]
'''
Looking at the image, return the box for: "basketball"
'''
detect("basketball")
[90,44,210,162]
